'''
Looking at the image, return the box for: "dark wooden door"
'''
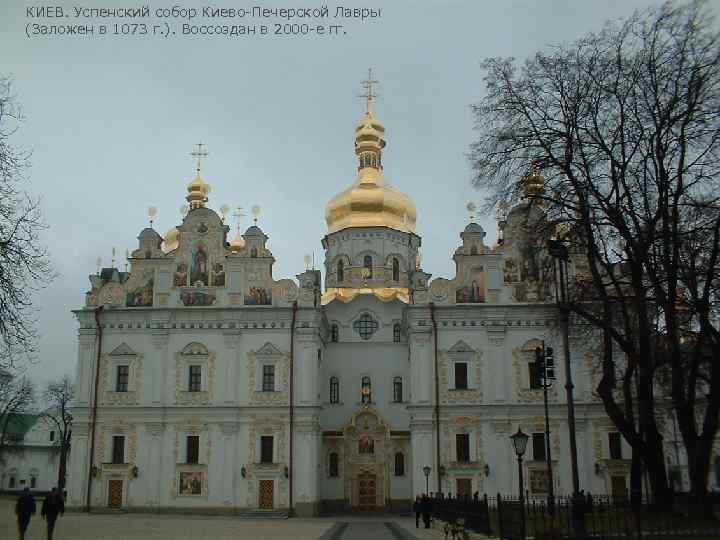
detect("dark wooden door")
[358,473,376,511]
[259,480,274,509]
[108,480,123,508]
[456,478,472,498]
[611,475,627,500]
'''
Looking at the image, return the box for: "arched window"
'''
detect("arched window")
[470,245,478,255]
[329,452,339,477]
[331,324,339,343]
[330,376,339,404]
[250,247,258,258]
[393,376,403,403]
[392,257,400,282]
[363,255,373,278]
[394,452,405,476]
[337,260,344,283]
[361,376,372,404]
[393,323,401,343]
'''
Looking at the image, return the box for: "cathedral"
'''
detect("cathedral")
[68,78,644,517]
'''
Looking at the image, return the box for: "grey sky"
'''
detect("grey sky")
[1,0,674,387]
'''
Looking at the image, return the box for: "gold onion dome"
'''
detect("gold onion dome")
[325,96,416,235]
[162,227,179,253]
[186,173,211,209]
[229,229,246,252]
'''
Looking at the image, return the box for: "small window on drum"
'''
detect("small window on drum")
[331,324,339,343]
[330,376,339,404]
[363,255,373,279]
[393,323,401,343]
[392,258,400,282]
[337,260,344,283]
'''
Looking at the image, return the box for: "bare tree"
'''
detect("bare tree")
[0,76,54,370]
[468,0,720,508]
[0,372,36,463]
[41,375,73,489]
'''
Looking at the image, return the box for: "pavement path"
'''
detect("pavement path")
[320,520,419,540]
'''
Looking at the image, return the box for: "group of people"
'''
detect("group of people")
[413,494,433,529]
[14,486,65,540]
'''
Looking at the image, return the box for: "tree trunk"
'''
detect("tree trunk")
[685,438,714,516]
[57,446,67,490]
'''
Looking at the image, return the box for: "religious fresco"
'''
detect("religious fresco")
[359,437,374,454]
[180,289,217,306]
[125,276,154,307]
[456,267,485,303]
[179,472,202,495]
[190,244,209,286]
[530,469,550,494]
[173,262,188,287]
[245,286,272,305]
[211,262,225,287]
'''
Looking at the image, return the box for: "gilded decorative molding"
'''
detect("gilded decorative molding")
[247,343,290,405]
[174,342,216,406]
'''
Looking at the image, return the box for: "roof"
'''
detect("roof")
[1,413,38,439]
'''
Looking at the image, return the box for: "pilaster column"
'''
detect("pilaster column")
[152,331,169,405]
[409,331,432,404]
[76,330,97,406]
[222,331,241,404]
[410,420,434,495]
[68,423,90,507]
[146,423,165,505]
[220,423,238,505]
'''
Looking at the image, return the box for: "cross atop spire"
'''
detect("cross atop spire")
[190,142,209,175]
[359,68,379,114]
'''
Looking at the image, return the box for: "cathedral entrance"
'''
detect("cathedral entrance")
[107,479,123,508]
[357,473,377,511]
[259,480,274,509]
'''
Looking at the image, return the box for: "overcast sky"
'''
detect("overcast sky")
[1,0,678,388]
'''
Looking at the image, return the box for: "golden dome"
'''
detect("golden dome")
[325,103,416,235]
[161,227,179,253]
[524,165,545,198]
[229,229,246,252]
[186,173,211,209]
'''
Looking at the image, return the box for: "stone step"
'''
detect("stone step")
[237,510,288,519]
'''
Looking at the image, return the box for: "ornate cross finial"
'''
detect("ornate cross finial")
[359,68,379,114]
[190,142,209,175]
[233,206,245,232]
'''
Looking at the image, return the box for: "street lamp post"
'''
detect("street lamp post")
[510,428,529,540]
[547,238,586,539]
[423,466,431,496]
[535,342,556,516]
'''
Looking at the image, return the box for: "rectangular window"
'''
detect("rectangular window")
[112,435,125,464]
[532,433,546,462]
[49,431,55,442]
[186,435,200,464]
[454,363,468,390]
[456,433,470,463]
[262,365,275,392]
[260,436,274,464]
[188,365,202,392]
[30,476,37,489]
[529,362,542,390]
[609,432,622,459]
[116,365,129,392]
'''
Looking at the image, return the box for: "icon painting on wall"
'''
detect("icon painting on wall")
[173,262,188,287]
[180,289,216,306]
[125,276,154,307]
[190,244,209,286]
[456,267,485,303]
[245,286,272,305]
[179,472,202,495]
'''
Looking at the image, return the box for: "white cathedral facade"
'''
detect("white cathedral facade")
[68,87,647,516]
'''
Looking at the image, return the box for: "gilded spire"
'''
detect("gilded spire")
[360,68,378,115]
[355,69,386,173]
[524,163,545,199]
[186,142,211,209]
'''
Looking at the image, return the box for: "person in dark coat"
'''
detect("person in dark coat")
[15,487,36,540]
[41,487,65,540]
[413,495,422,528]
[421,494,432,529]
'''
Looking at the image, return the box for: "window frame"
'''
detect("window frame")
[363,255,373,278]
[328,452,339,478]
[111,435,125,464]
[262,364,276,392]
[456,433,470,463]
[392,257,400,282]
[532,432,546,462]
[529,361,543,390]
[394,452,405,476]
[188,365,202,392]
[260,435,274,464]
[116,364,129,392]
[393,376,403,403]
[361,376,372,404]
[393,323,401,343]
[186,435,200,464]
[329,376,339,404]
[609,432,623,460]
[337,260,344,283]
[331,324,339,343]
[454,362,468,390]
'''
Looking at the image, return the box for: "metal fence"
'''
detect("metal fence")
[429,492,720,540]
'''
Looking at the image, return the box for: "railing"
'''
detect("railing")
[431,491,720,540]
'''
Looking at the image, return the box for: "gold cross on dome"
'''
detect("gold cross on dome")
[359,68,379,113]
[190,142,209,175]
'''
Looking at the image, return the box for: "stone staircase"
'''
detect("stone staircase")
[237,510,288,519]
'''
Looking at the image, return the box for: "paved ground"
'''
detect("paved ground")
[1,498,466,540]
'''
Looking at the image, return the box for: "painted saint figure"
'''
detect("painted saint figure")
[190,244,209,285]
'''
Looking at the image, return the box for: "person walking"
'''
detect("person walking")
[41,487,65,540]
[413,495,422,528]
[421,494,432,529]
[15,487,36,540]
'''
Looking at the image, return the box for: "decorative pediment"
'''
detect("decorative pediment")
[109,343,137,356]
[181,342,209,356]
[344,405,390,436]
[255,342,283,357]
[448,340,473,354]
